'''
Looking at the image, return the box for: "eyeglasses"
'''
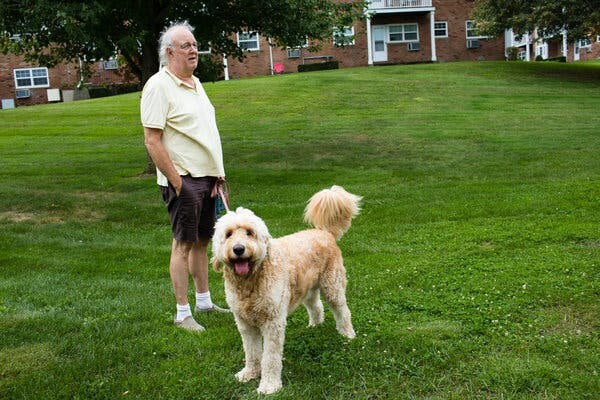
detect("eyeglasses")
[176,42,198,50]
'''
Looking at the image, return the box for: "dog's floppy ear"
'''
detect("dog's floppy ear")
[251,212,272,249]
[211,256,222,273]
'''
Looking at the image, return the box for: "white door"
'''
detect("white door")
[372,26,387,62]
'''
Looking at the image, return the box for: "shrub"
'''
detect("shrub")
[547,56,567,62]
[88,83,140,99]
[506,47,519,61]
[88,86,111,99]
[195,55,224,82]
[535,55,544,61]
[298,60,339,73]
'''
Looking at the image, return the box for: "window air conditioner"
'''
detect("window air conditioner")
[103,60,119,70]
[15,89,31,98]
[287,48,301,59]
[467,39,480,49]
[407,42,420,51]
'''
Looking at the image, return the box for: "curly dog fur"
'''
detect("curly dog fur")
[211,185,361,394]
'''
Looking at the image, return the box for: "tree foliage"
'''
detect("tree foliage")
[0,0,366,84]
[472,0,600,41]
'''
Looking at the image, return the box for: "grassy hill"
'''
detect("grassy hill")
[1,61,599,399]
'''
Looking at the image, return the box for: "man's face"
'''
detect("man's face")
[168,28,199,74]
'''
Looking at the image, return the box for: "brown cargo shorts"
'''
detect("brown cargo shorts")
[160,175,217,242]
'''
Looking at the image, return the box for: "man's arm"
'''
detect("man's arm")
[144,127,183,195]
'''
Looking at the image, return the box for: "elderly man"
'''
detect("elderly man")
[141,21,228,332]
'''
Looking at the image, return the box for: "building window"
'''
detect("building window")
[102,60,119,70]
[466,20,487,39]
[14,67,49,89]
[198,43,211,54]
[388,24,419,42]
[518,50,527,60]
[287,48,301,58]
[237,32,259,51]
[333,26,355,46]
[578,37,592,49]
[434,21,448,38]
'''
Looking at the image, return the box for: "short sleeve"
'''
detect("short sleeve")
[140,75,169,130]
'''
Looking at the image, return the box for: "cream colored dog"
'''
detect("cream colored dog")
[211,185,361,394]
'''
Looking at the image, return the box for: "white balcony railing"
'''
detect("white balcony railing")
[369,0,433,9]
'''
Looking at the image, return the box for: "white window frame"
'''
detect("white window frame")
[466,20,488,39]
[102,59,119,70]
[237,32,260,51]
[13,67,49,89]
[333,26,355,46]
[388,23,419,43]
[292,37,309,48]
[434,21,448,38]
[198,44,211,54]
[578,37,592,49]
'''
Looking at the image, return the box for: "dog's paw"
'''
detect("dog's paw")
[257,379,282,395]
[338,326,356,339]
[308,312,324,327]
[308,317,324,327]
[235,367,260,382]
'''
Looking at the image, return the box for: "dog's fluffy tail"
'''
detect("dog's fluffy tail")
[303,185,362,240]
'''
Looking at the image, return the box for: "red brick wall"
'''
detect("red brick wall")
[546,40,563,59]
[0,54,137,107]
[225,0,506,79]
[430,0,505,62]
[226,24,369,79]
[578,41,600,61]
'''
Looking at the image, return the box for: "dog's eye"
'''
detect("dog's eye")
[246,230,254,236]
[225,231,232,238]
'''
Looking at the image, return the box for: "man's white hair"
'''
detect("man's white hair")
[158,21,195,67]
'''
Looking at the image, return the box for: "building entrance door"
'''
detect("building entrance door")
[372,26,388,63]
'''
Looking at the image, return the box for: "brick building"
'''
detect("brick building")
[0,54,135,109]
[1,0,598,108]
[224,0,507,79]
[505,29,600,62]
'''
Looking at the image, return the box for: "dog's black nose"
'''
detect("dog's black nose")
[233,244,245,256]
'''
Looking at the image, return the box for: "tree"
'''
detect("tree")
[0,0,366,86]
[472,0,600,42]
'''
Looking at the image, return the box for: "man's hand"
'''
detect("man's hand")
[173,176,183,196]
[144,127,182,191]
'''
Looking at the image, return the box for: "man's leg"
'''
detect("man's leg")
[171,239,194,305]
[189,238,210,294]
[189,238,229,312]
[170,239,204,331]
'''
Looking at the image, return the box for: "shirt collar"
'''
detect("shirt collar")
[164,67,198,90]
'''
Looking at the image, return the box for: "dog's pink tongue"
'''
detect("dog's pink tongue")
[234,260,250,275]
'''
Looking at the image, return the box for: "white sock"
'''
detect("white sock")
[176,303,192,321]
[195,291,213,310]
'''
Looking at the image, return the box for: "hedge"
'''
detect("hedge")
[298,60,339,73]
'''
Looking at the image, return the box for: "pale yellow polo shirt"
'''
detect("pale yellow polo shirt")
[140,68,225,186]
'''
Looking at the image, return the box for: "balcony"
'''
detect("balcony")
[369,0,433,12]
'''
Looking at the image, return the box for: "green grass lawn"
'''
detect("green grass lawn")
[1,61,599,399]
